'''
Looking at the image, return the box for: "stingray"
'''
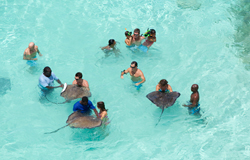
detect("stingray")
[45,111,102,134]
[0,78,11,95]
[146,91,180,125]
[45,83,91,104]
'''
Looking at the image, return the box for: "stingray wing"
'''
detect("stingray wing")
[61,85,91,100]
[66,111,102,129]
[69,116,102,129]
[146,91,180,108]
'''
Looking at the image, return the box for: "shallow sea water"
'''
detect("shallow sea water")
[1,0,250,159]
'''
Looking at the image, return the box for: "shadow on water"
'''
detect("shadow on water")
[70,125,110,142]
[231,1,250,70]
[0,77,11,95]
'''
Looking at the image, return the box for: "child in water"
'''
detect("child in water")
[101,39,116,50]
[97,101,110,125]
[138,29,156,52]
[125,31,133,46]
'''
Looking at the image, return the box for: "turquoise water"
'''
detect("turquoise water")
[1,0,250,159]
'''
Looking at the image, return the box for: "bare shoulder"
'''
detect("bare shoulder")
[35,45,38,49]
[72,80,77,84]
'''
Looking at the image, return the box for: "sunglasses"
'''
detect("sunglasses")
[130,65,136,68]
[75,78,82,81]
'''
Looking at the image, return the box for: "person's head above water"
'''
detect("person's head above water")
[28,42,35,49]
[191,84,199,92]
[81,96,88,105]
[97,101,108,111]
[125,31,132,37]
[159,79,168,91]
[108,39,116,46]
[130,61,138,69]
[43,66,52,77]
[75,72,83,86]
[149,29,156,37]
[134,28,140,35]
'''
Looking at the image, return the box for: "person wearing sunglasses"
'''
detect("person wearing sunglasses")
[39,66,63,91]
[120,61,146,89]
[132,28,145,46]
[72,72,90,91]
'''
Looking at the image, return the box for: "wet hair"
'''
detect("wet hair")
[125,31,132,36]
[43,66,51,73]
[150,29,156,34]
[82,96,88,103]
[108,39,115,46]
[75,72,82,79]
[131,61,138,67]
[134,28,140,34]
[97,101,108,112]
[159,79,168,87]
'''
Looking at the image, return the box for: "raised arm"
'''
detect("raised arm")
[156,84,160,91]
[120,68,129,79]
[125,37,133,46]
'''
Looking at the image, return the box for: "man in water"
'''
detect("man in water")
[120,61,146,89]
[23,42,42,66]
[39,66,63,91]
[132,28,145,46]
[183,84,200,115]
[73,96,99,118]
[72,72,90,91]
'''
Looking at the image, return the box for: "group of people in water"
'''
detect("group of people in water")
[23,27,200,125]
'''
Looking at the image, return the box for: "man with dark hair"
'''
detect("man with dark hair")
[73,96,99,117]
[120,61,146,89]
[132,28,145,46]
[183,84,200,115]
[39,66,63,90]
[72,72,90,90]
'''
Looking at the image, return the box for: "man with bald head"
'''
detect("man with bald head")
[23,42,42,66]
[183,84,200,115]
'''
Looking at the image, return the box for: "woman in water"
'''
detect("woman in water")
[97,101,110,125]
[101,39,116,50]
[156,79,173,93]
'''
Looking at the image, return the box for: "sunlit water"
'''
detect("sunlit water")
[1,0,250,159]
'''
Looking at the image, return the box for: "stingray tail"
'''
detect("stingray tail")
[44,94,68,104]
[44,124,70,134]
[155,106,165,126]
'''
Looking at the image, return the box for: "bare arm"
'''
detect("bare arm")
[37,48,42,56]
[93,108,100,118]
[101,45,109,50]
[183,94,199,108]
[83,80,90,91]
[168,84,173,92]
[125,37,133,46]
[156,84,160,91]
[135,71,146,86]
[120,68,129,79]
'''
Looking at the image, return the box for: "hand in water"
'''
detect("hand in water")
[60,84,64,88]
[135,83,140,86]
[121,75,124,79]
[32,58,38,60]
[182,104,187,107]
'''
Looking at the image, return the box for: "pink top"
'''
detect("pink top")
[142,39,154,47]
